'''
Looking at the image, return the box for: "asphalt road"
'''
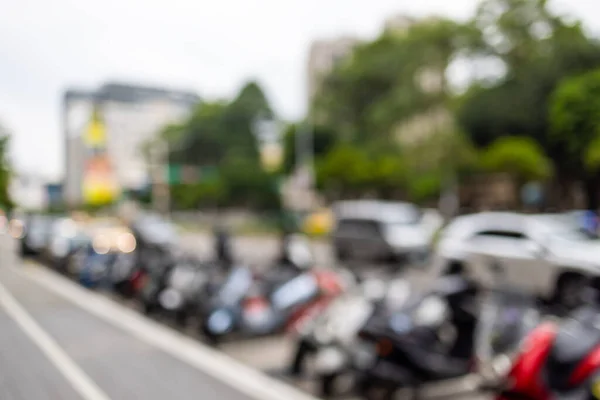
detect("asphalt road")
[0,232,488,400]
[0,236,319,400]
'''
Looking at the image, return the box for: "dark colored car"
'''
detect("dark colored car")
[16,214,54,257]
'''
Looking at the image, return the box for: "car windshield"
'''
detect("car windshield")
[385,206,421,225]
[29,216,52,233]
[533,216,598,241]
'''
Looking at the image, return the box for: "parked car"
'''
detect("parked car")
[44,217,91,272]
[16,214,55,257]
[331,200,441,264]
[434,211,600,310]
[73,219,137,288]
[131,214,181,304]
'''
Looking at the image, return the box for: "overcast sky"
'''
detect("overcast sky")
[1,0,599,181]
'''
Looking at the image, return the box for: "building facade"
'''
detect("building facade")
[63,82,199,206]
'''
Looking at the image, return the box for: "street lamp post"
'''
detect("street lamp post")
[295,120,314,210]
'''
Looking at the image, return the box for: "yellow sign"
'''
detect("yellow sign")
[83,111,106,147]
[82,108,120,205]
[82,156,120,205]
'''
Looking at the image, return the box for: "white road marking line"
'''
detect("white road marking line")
[0,280,111,400]
[17,263,322,400]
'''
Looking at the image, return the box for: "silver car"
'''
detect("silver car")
[433,212,600,308]
[331,200,441,263]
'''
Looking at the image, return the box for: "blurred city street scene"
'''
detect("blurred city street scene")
[3,0,600,399]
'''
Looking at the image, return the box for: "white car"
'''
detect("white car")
[432,212,600,308]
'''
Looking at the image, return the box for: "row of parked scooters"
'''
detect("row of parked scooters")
[13,213,600,399]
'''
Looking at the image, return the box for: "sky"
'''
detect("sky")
[1,0,600,182]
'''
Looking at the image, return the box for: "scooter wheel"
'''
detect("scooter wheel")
[175,310,188,328]
[355,377,393,400]
[200,325,220,347]
[320,373,338,397]
[289,339,313,377]
[143,302,156,315]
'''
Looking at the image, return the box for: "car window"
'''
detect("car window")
[474,230,526,239]
[336,219,380,237]
[385,205,421,225]
[336,220,355,234]
[530,216,598,241]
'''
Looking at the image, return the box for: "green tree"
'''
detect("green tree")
[0,131,13,210]
[550,68,600,207]
[157,81,280,210]
[314,18,477,144]
[316,144,407,200]
[479,136,552,204]
[459,0,600,149]
[281,124,338,174]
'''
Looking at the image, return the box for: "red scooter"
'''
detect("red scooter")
[489,304,600,399]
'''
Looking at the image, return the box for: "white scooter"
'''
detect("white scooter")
[289,275,411,396]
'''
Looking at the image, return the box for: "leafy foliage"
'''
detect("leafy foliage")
[314,18,477,144]
[550,69,600,173]
[0,133,13,210]
[281,124,338,174]
[161,82,279,210]
[480,136,553,182]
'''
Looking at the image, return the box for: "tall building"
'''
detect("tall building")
[63,82,200,206]
[307,36,360,104]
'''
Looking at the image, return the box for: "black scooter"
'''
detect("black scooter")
[354,275,540,400]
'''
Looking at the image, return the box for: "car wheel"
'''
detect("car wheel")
[175,309,188,328]
[335,246,348,263]
[201,328,220,347]
[553,273,587,310]
[143,302,157,315]
[19,243,31,258]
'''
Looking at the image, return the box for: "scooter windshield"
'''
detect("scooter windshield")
[218,266,253,306]
[475,289,540,368]
[271,273,318,310]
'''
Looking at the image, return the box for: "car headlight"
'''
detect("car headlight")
[92,234,111,255]
[116,233,136,253]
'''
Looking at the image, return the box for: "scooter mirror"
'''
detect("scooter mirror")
[414,296,449,327]
[362,279,387,301]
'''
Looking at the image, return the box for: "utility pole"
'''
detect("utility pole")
[151,139,170,216]
[294,116,315,212]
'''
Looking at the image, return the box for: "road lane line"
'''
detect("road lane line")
[0,280,111,400]
[17,263,321,400]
